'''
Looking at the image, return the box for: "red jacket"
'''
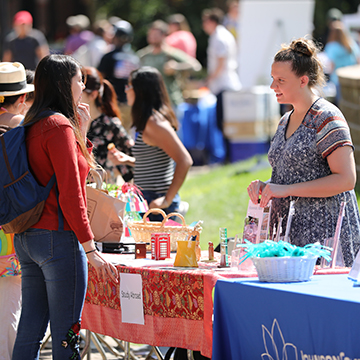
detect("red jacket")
[26,114,94,243]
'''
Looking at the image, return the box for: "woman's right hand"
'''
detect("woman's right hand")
[86,250,119,283]
[247,180,266,204]
[77,102,92,139]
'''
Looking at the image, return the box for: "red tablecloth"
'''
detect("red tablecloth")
[81,253,350,358]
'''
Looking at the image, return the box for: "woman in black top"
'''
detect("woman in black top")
[108,66,193,220]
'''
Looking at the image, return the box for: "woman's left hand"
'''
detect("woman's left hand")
[149,196,169,209]
[86,250,119,283]
[260,183,290,207]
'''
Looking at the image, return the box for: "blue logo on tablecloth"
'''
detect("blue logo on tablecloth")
[261,319,359,360]
[261,318,298,360]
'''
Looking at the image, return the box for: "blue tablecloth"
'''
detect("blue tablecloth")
[213,274,360,360]
[178,95,226,164]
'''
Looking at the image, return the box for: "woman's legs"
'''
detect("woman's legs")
[13,229,87,360]
[46,231,87,360]
[12,230,50,360]
[0,275,21,360]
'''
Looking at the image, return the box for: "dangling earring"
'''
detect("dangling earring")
[18,102,27,115]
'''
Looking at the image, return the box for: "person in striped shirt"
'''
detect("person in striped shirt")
[107,66,193,221]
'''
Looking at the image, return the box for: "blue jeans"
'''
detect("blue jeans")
[141,191,180,222]
[12,229,87,360]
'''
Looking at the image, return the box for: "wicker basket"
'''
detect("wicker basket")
[251,256,318,282]
[127,209,200,251]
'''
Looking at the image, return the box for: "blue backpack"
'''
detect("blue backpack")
[0,123,56,234]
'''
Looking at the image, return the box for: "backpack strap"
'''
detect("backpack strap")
[0,134,15,182]
[55,182,64,232]
[0,125,12,134]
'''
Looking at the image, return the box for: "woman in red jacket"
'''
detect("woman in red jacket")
[12,54,118,360]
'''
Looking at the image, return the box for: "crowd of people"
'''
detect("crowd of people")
[1,3,360,360]
[0,9,202,360]
[1,6,243,157]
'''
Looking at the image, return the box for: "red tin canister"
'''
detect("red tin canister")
[151,233,170,260]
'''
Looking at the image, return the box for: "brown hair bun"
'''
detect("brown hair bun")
[290,39,313,57]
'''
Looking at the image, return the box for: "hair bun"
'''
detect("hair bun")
[291,39,312,57]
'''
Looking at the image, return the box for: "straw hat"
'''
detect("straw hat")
[0,62,34,97]
[66,14,90,30]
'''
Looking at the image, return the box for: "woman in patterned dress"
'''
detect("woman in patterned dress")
[82,66,134,183]
[247,38,360,267]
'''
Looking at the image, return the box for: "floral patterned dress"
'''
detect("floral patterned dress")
[87,113,134,182]
[268,98,360,267]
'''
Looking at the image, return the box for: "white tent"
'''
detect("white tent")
[238,0,315,89]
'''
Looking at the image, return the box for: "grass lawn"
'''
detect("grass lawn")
[180,156,360,250]
[180,156,272,250]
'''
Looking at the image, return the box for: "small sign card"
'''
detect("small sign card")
[120,273,145,324]
[244,200,272,243]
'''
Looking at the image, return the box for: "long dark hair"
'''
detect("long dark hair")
[24,54,95,167]
[84,66,122,119]
[130,66,178,132]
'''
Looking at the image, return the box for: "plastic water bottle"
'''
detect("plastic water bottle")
[219,227,229,267]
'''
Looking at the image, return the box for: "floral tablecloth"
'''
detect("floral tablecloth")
[86,265,205,320]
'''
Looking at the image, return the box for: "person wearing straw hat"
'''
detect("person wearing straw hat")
[0,61,34,360]
[0,62,34,129]
[64,14,94,56]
